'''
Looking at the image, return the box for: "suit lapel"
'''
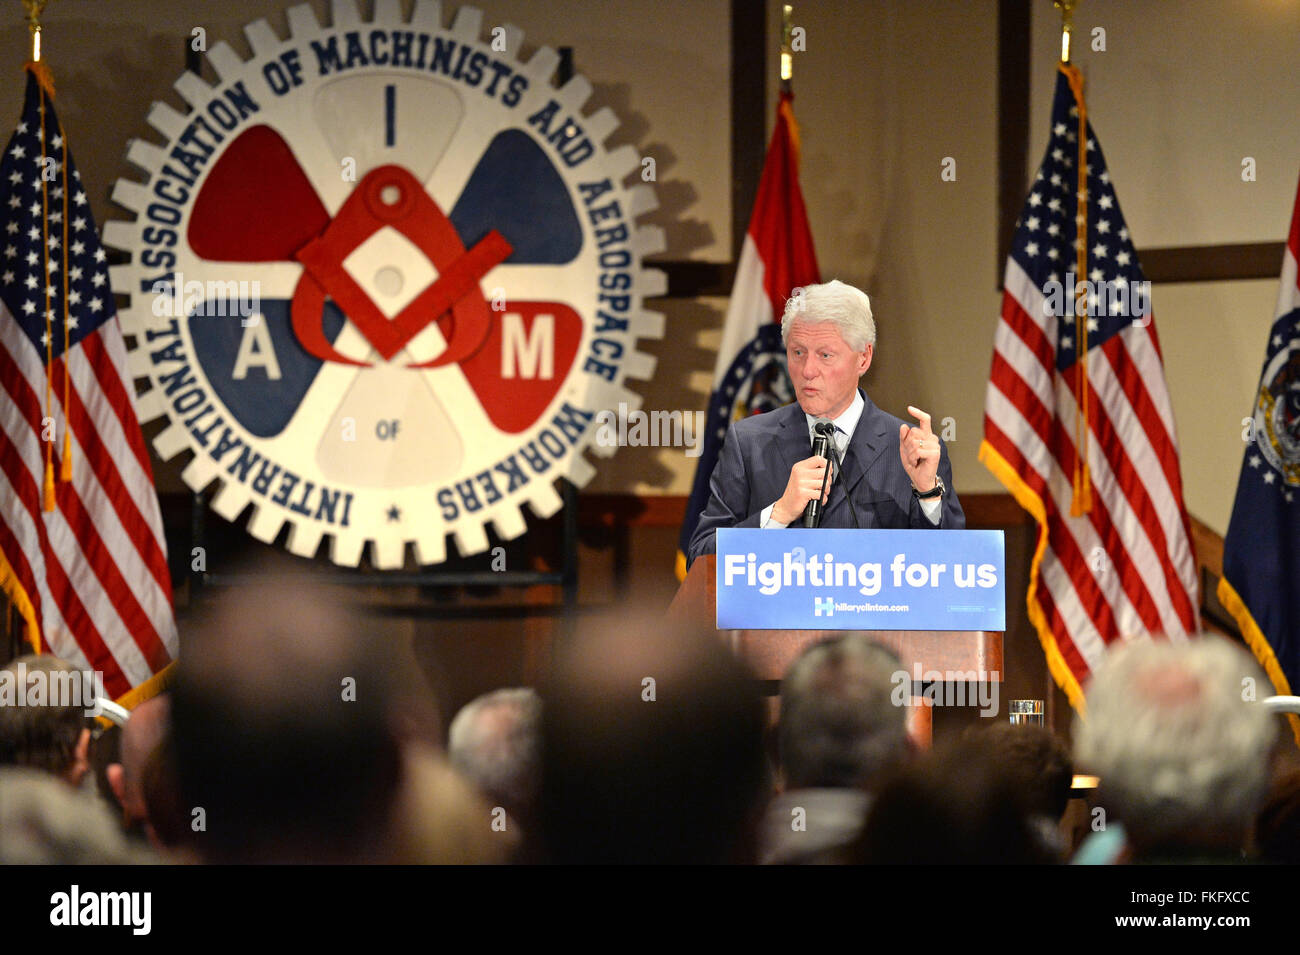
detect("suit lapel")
[836,390,890,503]
[776,401,812,476]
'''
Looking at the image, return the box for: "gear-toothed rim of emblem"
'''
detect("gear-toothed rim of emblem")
[104,0,668,569]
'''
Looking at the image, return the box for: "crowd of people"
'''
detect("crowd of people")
[1,577,1296,865]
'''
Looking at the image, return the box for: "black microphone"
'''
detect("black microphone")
[821,424,861,530]
[803,419,836,528]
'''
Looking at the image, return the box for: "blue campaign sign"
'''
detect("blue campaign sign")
[715,528,1006,631]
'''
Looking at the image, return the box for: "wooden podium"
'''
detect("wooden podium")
[670,554,1004,746]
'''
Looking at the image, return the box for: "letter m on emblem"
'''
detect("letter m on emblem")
[814,597,834,617]
[501,313,554,379]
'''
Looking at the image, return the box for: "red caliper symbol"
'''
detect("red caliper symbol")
[291,164,513,367]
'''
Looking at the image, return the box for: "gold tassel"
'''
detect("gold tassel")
[42,459,55,511]
[60,429,71,481]
[1070,461,1092,517]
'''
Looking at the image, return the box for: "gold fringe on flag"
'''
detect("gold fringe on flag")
[980,439,1087,710]
[0,539,42,655]
[1217,577,1300,748]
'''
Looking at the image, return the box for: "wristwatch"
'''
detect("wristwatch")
[914,474,945,500]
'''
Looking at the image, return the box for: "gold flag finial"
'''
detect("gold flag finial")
[22,0,49,61]
[1054,0,1079,64]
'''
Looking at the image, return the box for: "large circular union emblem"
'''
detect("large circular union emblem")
[106,1,666,567]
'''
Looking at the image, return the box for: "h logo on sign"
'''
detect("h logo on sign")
[814,597,834,617]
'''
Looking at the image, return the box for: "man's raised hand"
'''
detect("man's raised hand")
[899,405,940,492]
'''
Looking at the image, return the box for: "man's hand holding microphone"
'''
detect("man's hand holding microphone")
[771,420,836,527]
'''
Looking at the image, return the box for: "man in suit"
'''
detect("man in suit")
[687,280,963,566]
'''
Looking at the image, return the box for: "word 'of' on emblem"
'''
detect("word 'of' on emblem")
[106,0,667,567]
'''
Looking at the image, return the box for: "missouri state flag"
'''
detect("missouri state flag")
[676,91,820,578]
[1219,167,1300,731]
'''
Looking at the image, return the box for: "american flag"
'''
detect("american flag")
[0,65,176,699]
[980,64,1199,706]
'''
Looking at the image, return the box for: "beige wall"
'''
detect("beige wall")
[1159,278,1279,533]
[1030,0,1300,248]
[4,0,1294,535]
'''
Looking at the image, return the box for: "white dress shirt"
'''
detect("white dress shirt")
[761,391,941,527]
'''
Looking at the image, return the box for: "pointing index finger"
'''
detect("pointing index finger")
[907,405,933,435]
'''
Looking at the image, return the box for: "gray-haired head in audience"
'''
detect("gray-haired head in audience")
[1073,635,1279,861]
[779,634,911,790]
[448,687,542,830]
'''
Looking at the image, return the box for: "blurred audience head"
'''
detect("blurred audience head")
[1073,635,1278,860]
[854,740,1060,864]
[0,654,94,787]
[779,635,910,791]
[170,570,406,864]
[0,766,153,864]
[106,692,170,830]
[961,721,1073,821]
[448,687,542,829]
[1254,766,1300,865]
[537,609,768,863]
[140,732,195,858]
